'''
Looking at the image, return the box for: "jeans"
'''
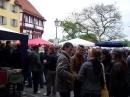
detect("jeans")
[74,79,82,97]
[39,66,44,88]
[46,70,56,94]
[80,89,101,97]
[59,92,70,97]
[32,71,41,93]
[26,66,32,87]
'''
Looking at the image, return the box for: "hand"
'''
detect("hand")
[43,60,47,64]
[71,77,75,85]
[47,53,50,56]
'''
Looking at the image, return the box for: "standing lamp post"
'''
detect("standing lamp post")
[54,18,60,46]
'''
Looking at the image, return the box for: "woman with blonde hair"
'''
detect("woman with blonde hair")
[70,45,85,97]
[77,48,103,97]
[110,49,130,97]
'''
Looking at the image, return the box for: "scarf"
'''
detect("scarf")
[89,58,102,75]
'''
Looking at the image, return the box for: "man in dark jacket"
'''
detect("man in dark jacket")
[44,46,58,96]
[43,45,49,79]
[28,45,42,94]
[56,42,75,97]
[2,41,12,67]
[11,44,22,69]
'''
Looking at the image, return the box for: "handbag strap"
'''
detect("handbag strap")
[101,63,106,84]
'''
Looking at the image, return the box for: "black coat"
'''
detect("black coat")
[110,62,129,96]
[11,49,22,69]
[2,46,11,65]
[45,53,58,71]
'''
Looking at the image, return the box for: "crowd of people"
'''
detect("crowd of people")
[0,40,130,97]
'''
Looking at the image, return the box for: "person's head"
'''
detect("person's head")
[33,45,39,52]
[101,49,111,61]
[110,49,122,60]
[28,46,33,50]
[110,48,128,69]
[43,45,48,51]
[76,45,84,55]
[16,44,21,50]
[1,43,5,49]
[6,40,11,47]
[48,46,55,53]
[55,46,59,53]
[62,42,73,55]
[88,48,102,59]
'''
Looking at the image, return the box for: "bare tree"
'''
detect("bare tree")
[81,3,126,41]
[62,3,126,42]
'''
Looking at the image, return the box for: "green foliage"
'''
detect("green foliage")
[60,21,79,39]
[122,39,130,47]
[78,33,98,42]
[48,39,54,43]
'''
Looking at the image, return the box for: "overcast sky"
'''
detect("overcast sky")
[29,0,130,41]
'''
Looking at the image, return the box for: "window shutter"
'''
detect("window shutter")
[10,4,12,11]
[3,1,6,9]
[10,19,13,26]
[15,20,18,27]
[0,16,2,24]
[3,17,7,24]
[0,1,2,7]
[15,6,18,13]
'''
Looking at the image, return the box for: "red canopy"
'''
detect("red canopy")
[14,38,53,46]
[28,38,53,46]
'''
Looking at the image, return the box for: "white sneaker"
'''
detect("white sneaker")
[21,91,25,95]
[35,91,41,94]
[43,93,51,96]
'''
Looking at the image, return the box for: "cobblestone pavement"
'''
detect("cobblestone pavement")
[20,85,74,97]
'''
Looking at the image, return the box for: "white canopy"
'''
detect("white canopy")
[59,38,95,46]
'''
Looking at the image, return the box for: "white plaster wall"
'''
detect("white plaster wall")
[20,22,22,26]
[36,26,43,30]
[25,23,33,28]
[20,13,22,22]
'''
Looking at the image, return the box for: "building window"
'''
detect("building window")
[10,4,18,13]
[34,18,38,25]
[0,0,6,9]
[25,15,29,23]
[30,16,33,24]
[39,20,43,27]
[10,19,18,27]
[0,16,7,25]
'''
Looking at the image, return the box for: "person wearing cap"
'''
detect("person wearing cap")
[110,49,130,97]
[28,45,42,94]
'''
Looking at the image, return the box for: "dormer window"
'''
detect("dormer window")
[10,4,18,13]
[0,0,7,9]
